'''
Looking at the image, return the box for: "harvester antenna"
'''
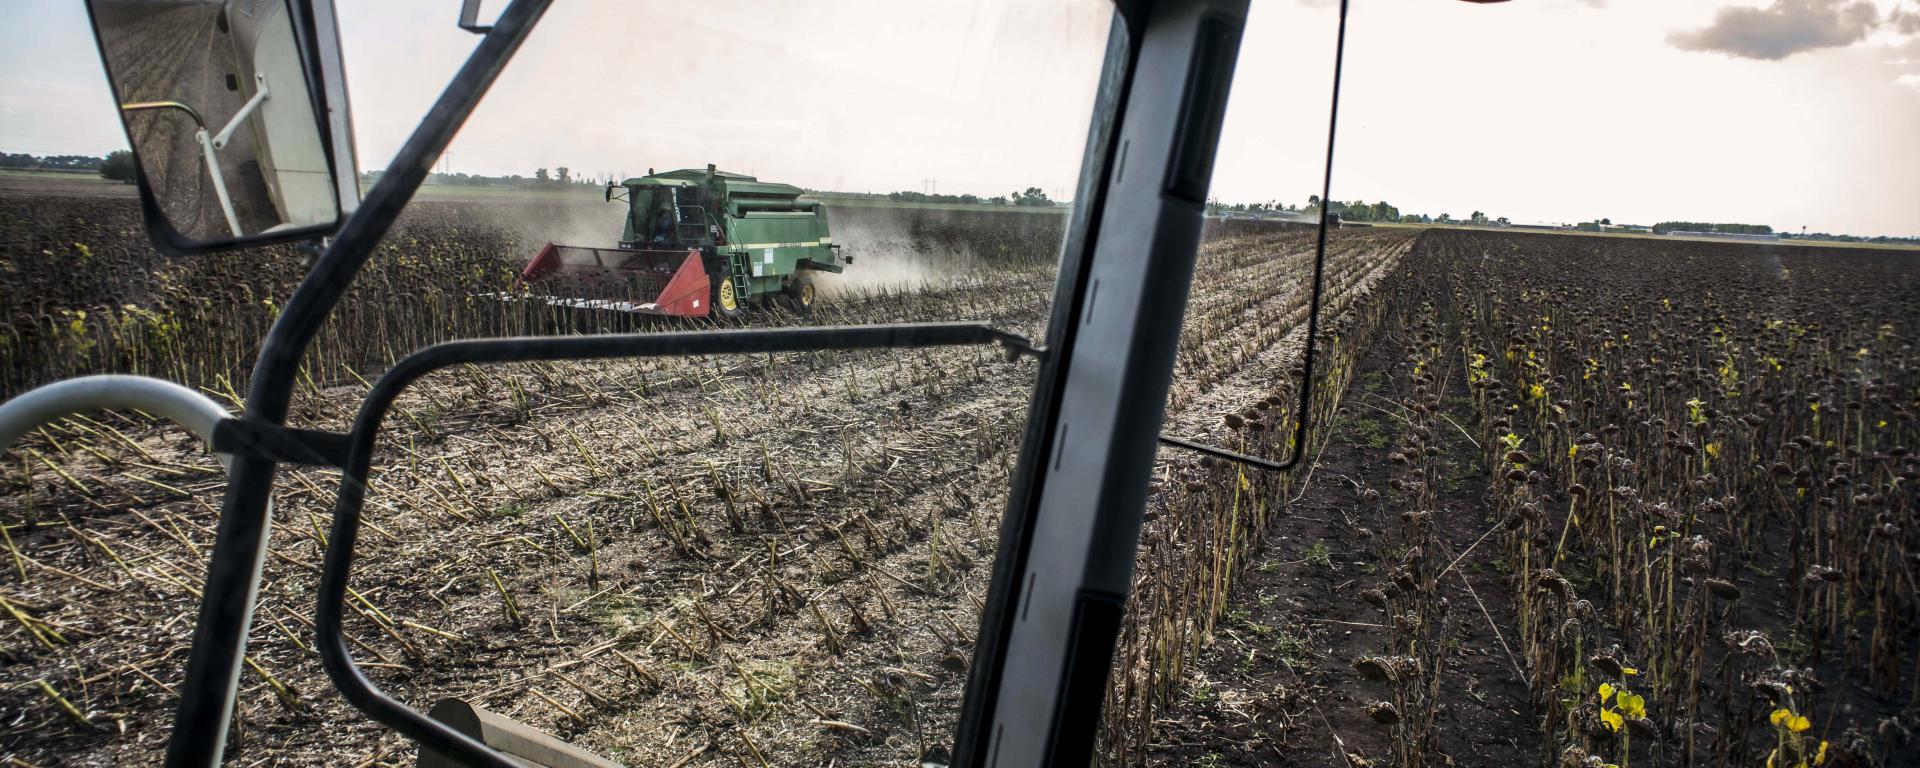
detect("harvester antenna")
[1157,0,1350,471]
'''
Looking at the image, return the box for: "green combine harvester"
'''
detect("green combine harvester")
[517,165,847,318]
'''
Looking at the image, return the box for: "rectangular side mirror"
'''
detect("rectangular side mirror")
[86,0,359,256]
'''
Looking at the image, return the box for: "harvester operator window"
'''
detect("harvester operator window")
[645,191,675,244]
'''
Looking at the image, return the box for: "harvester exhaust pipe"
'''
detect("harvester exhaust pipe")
[417,699,622,768]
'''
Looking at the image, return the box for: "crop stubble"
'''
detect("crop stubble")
[0,181,1414,766]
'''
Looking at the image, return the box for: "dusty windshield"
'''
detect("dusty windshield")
[0,1,1111,766]
[628,186,676,245]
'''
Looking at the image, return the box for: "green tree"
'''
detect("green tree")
[556,166,571,184]
[100,150,136,183]
[1014,187,1052,207]
[535,168,550,184]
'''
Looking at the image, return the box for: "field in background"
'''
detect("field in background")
[0,168,137,198]
[1368,221,1920,252]
[1,172,1915,767]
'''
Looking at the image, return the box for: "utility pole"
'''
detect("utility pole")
[923,177,938,195]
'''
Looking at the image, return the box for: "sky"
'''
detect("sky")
[2,0,1916,236]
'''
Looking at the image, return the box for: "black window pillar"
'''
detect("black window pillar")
[954,1,1247,765]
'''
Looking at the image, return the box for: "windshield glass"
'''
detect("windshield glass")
[1132,3,1920,768]
[0,1,1111,766]
[3,2,1916,768]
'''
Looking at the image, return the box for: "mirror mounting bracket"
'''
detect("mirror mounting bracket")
[210,73,270,150]
[458,0,493,33]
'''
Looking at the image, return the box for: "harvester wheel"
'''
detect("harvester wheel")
[784,274,816,316]
[712,275,745,320]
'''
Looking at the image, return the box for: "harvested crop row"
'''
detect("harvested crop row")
[0,201,1393,767]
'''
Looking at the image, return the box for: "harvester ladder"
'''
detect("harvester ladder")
[730,252,754,302]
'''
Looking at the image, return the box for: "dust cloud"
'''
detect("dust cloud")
[508,198,628,252]
[812,210,988,298]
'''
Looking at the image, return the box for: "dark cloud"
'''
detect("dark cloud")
[1894,7,1920,35]
[1669,0,1880,60]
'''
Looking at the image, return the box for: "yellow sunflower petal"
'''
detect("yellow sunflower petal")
[1600,708,1623,732]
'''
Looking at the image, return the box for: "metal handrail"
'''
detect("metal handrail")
[0,375,231,464]
[120,100,208,130]
[316,323,1036,768]
[118,100,242,237]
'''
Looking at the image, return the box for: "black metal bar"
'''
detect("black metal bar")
[458,0,494,34]
[210,419,352,467]
[1152,0,1350,474]
[962,1,1250,763]
[952,8,1140,765]
[163,2,552,766]
[317,322,1024,768]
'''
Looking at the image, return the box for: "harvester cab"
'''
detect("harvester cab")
[1,1,1396,767]
[518,165,844,320]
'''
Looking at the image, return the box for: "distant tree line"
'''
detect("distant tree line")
[1,151,138,183]
[886,191,991,205]
[1787,232,1920,246]
[1206,197,1301,215]
[1652,221,1773,235]
[1325,198,1401,223]
[878,187,1057,207]
[1208,195,1417,223]
[1,152,106,171]
[359,167,611,188]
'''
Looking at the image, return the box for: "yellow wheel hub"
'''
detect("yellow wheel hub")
[719,278,738,311]
[799,282,814,306]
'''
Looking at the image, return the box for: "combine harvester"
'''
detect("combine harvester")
[517,165,847,320]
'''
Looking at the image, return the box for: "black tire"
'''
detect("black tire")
[784,273,817,317]
[711,274,746,320]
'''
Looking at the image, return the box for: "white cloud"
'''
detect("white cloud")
[1896,71,1920,88]
[1671,0,1881,59]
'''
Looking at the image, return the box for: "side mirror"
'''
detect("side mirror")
[86,0,359,256]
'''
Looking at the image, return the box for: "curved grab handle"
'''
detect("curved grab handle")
[317,322,1034,767]
[0,375,233,466]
